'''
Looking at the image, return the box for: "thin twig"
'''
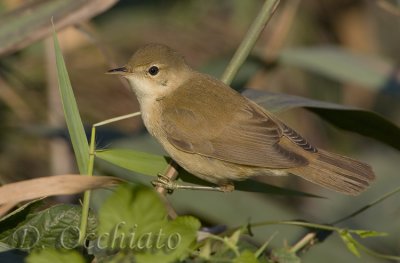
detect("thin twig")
[261,0,300,60]
[221,0,281,84]
[289,232,317,253]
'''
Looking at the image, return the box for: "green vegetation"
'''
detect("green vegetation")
[0,0,399,262]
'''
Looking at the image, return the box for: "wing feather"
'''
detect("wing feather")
[160,74,309,168]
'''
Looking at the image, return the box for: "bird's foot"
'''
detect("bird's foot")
[152,174,235,193]
[152,174,176,194]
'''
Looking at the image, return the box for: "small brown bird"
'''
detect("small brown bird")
[108,43,375,195]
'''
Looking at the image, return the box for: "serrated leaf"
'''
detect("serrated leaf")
[95,149,170,177]
[97,184,167,250]
[53,27,89,174]
[234,250,260,263]
[244,89,400,151]
[26,249,86,263]
[339,231,360,257]
[96,184,200,263]
[0,204,97,251]
[271,248,301,263]
[279,46,392,89]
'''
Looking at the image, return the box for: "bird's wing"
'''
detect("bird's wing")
[160,75,311,168]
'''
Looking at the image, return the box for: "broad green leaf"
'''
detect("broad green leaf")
[97,184,167,249]
[95,149,170,177]
[279,47,392,89]
[339,231,360,257]
[97,184,200,263]
[53,27,89,174]
[0,198,44,252]
[26,249,86,263]
[0,204,97,251]
[234,250,260,263]
[96,148,320,197]
[0,0,117,56]
[271,248,301,263]
[244,89,400,151]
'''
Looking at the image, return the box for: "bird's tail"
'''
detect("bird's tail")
[290,149,375,195]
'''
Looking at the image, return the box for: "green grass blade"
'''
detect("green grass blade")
[52,27,89,174]
[95,149,169,177]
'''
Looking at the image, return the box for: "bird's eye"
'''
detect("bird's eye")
[148,66,159,76]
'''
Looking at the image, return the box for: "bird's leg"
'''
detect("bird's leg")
[151,174,234,193]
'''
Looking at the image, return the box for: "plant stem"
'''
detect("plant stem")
[78,112,151,242]
[289,232,317,253]
[78,126,96,245]
[221,0,280,85]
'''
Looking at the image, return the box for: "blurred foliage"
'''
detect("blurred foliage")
[0,0,399,262]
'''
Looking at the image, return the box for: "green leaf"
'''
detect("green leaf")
[52,27,89,174]
[227,228,243,248]
[26,249,86,263]
[97,184,167,249]
[271,248,301,263]
[0,204,97,251]
[244,90,400,151]
[0,198,43,230]
[279,47,392,89]
[97,184,200,263]
[234,250,260,263]
[198,239,212,260]
[95,149,170,177]
[353,230,388,238]
[0,242,12,252]
[135,216,201,263]
[339,231,360,257]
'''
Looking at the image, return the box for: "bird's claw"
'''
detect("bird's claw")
[152,174,175,194]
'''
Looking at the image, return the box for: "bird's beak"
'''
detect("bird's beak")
[106,66,128,75]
